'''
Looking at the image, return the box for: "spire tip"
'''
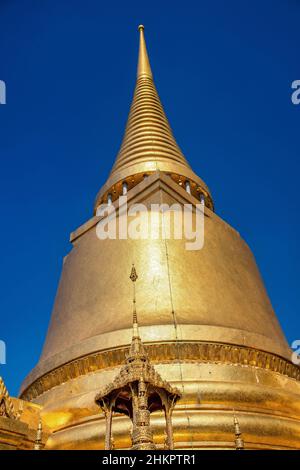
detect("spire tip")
[137,24,152,79]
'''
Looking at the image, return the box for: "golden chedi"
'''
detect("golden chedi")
[20,26,300,449]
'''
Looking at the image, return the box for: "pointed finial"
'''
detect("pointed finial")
[233,413,244,450]
[34,418,43,450]
[137,25,153,79]
[130,263,138,282]
[130,264,139,336]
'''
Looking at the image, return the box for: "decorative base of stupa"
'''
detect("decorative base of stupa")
[27,357,300,450]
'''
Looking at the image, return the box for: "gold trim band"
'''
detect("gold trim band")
[21,341,300,401]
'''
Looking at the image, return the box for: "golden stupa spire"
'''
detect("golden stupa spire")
[111,25,189,175]
[94,25,212,210]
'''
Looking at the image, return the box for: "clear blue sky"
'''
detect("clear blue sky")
[0,0,299,396]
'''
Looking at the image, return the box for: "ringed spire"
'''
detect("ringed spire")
[94,26,213,211]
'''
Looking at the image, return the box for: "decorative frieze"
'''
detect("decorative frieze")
[21,342,300,402]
